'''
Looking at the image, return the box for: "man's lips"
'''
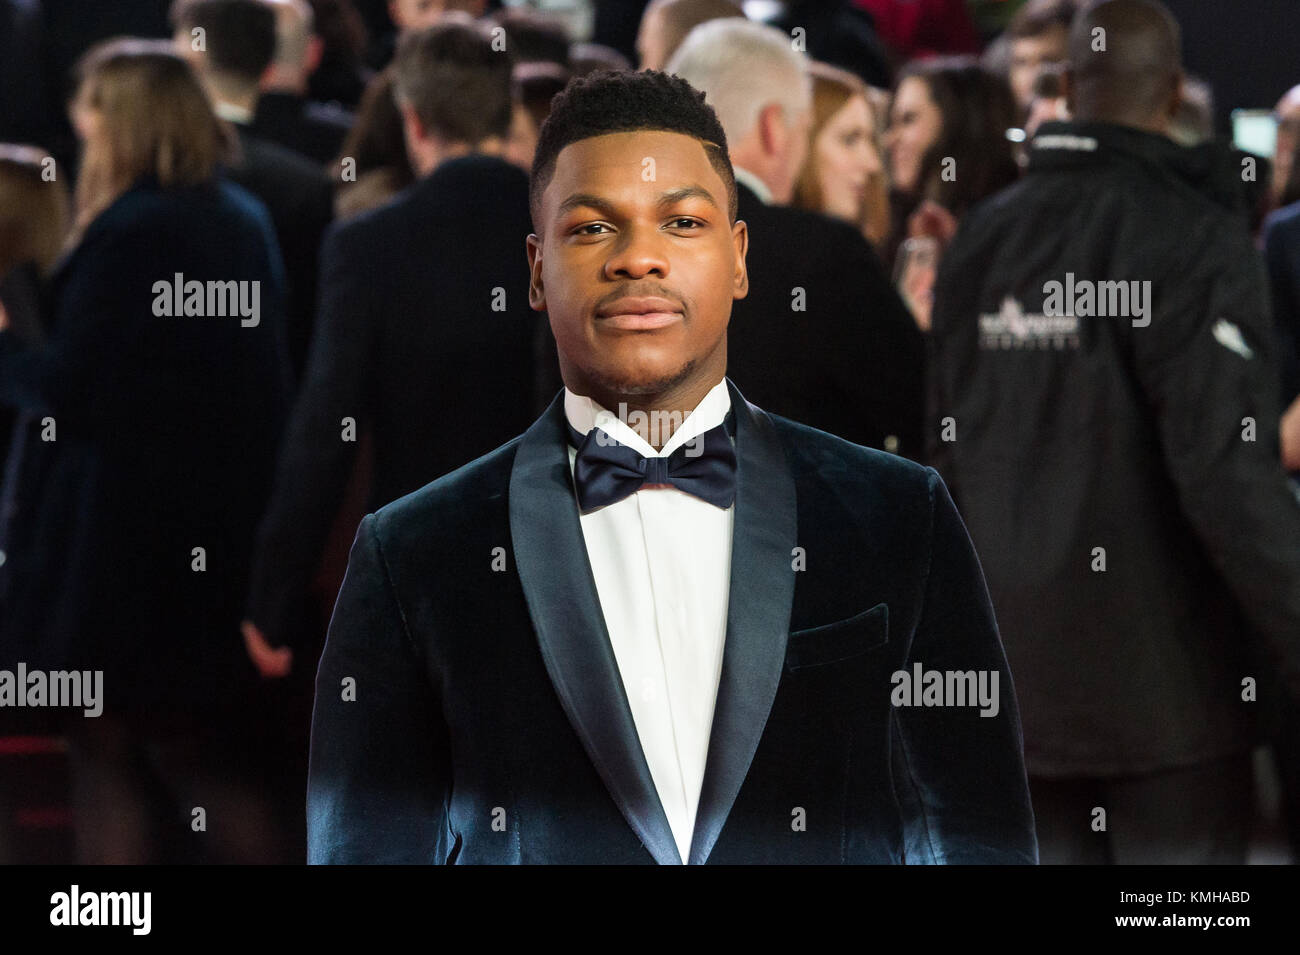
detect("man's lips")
[595,297,684,330]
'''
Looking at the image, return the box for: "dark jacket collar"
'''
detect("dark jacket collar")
[253,90,304,125]
[1027,119,1256,215]
[402,152,527,205]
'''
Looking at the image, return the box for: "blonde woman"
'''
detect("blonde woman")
[0,39,291,863]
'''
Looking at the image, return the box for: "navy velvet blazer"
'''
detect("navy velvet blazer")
[307,379,1038,864]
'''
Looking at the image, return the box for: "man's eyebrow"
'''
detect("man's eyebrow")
[656,185,720,209]
[555,185,721,218]
[556,193,616,218]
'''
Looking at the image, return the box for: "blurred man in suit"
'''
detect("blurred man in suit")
[668,18,924,457]
[253,0,354,166]
[244,18,540,664]
[929,0,1300,863]
[173,0,335,378]
[306,68,1036,864]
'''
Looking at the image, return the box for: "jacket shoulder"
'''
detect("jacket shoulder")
[742,197,872,259]
[767,411,934,496]
[369,434,524,551]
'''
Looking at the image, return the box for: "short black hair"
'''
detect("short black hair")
[529,69,736,230]
[171,0,276,82]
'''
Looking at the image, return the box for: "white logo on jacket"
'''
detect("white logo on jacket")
[978,296,1080,350]
[1211,319,1254,360]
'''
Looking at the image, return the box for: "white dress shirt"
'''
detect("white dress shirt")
[563,378,735,864]
[213,100,254,125]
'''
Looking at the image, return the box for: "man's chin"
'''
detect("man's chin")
[586,357,699,399]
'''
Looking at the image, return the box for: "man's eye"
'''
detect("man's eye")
[667,218,701,229]
[574,223,609,235]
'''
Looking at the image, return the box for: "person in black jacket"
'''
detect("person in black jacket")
[0,40,292,863]
[243,18,542,663]
[251,0,355,167]
[929,0,1300,863]
[173,0,335,380]
[667,17,924,459]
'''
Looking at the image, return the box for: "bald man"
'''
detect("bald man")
[635,0,743,71]
[930,0,1300,864]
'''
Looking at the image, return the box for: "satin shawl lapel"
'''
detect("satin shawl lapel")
[688,379,798,864]
[509,390,681,864]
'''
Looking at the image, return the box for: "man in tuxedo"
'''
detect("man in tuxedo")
[307,68,1037,864]
[667,19,925,458]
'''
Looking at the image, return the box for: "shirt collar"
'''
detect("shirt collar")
[214,99,253,125]
[732,166,773,206]
[564,378,732,458]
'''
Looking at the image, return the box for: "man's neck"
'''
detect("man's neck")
[570,371,726,451]
[261,68,308,97]
[207,73,259,119]
[413,136,506,178]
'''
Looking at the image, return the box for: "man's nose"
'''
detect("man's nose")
[605,225,670,279]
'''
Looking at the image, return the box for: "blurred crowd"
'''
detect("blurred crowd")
[1,0,1299,865]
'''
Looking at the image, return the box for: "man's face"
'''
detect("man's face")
[527,130,748,402]
[1009,25,1068,112]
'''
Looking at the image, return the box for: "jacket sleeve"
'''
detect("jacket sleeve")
[246,217,375,646]
[1131,225,1300,698]
[891,468,1039,864]
[307,513,453,863]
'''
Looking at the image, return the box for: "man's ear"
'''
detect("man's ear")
[732,219,749,301]
[526,233,546,311]
[1060,68,1075,115]
[305,35,324,77]
[758,103,783,158]
[399,101,424,144]
[1167,69,1186,123]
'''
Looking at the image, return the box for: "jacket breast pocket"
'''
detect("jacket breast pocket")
[784,602,889,672]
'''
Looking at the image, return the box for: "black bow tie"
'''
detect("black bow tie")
[565,412,737,514]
